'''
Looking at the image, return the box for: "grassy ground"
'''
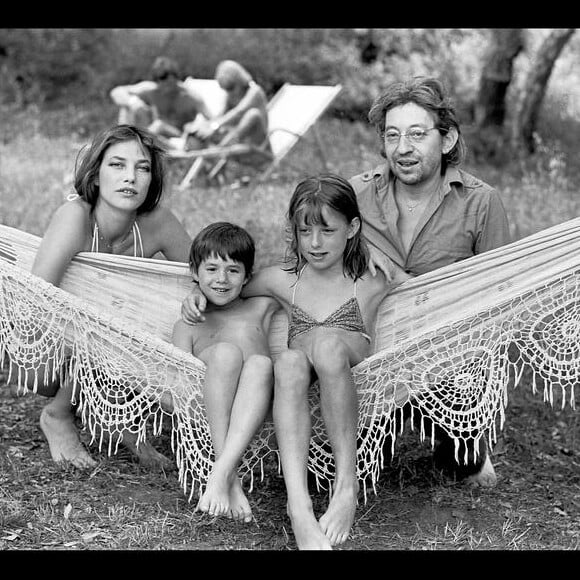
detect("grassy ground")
[1,105,579,551]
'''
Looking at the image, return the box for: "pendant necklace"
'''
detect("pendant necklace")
[93,219,135,252]
[405,199,421,212]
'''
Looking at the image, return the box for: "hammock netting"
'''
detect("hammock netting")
[0,220,578,500]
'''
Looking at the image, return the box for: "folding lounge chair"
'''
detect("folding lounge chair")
[170,83,343,190]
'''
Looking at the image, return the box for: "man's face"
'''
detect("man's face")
[384,102,451,186]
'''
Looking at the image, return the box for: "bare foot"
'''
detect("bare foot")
[318,485,358,546]
[288,506,333,550]
[196,470,230,518]
[119,431,174,470]
[466,454,497,487]
[40,406,97,469]
[228,477,253,523]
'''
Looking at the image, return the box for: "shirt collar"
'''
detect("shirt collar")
[372,163,465,196]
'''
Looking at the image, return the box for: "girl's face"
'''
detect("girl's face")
[96,139,152,213]
[194,253,248,308]
[296,205,359,272]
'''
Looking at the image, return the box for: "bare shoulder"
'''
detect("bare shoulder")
[172,318,198,342]
[53,197,90,221]
[139,206,179,228]
[137,206,190,261]
[45,198,91,241]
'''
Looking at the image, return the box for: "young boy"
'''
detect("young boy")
[172,222,279,523]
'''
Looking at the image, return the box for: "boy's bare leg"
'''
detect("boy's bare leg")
[315,341,359,546]
[274,350,332,550]
[196,343,243,518]
[199,354,273,523]
[40,377,97,469]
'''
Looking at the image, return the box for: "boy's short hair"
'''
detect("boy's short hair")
[189,222,255,276]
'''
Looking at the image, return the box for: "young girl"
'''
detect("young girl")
[13,124,192,470]
[182,174,402,549]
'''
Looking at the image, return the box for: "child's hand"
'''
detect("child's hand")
[181,285,207,324]
[368,246,397,281]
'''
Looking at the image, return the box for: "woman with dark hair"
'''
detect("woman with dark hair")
[15,124,192,470]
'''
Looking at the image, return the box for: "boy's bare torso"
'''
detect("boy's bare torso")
[186,296,277,360]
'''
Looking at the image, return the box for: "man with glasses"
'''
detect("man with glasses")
[110,56,212,146]
[350,76,511,487]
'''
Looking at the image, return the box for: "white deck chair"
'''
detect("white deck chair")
[170,83,343,189]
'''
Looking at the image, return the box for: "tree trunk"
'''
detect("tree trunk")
[475,29,524,129]
[509,29,576,153]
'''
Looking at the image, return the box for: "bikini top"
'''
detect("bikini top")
[287,267,371,346]
[65,194,145,258]
[91,220,144,257]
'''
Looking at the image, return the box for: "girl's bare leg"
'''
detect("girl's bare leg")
[274,349,332,550]
[313,338,359,546]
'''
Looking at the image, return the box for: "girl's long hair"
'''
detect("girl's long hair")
[285,173,368,280]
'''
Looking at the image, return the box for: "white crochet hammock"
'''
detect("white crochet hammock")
[1,220,578,500]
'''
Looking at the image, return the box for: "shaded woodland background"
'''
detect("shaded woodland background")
[1,28,579,159]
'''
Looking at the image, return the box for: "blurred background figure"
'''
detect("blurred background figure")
[110,56,213,148]
[186,60,271,161]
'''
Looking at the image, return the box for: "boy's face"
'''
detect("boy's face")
[194,253,248,307]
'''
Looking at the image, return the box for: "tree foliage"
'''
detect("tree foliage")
[0,28,577,161]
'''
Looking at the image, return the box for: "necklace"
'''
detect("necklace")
[397,191,430,213]
[404,199,421,212]
[93,219,135,251]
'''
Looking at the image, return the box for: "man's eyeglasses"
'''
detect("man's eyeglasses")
[383,127,442,145]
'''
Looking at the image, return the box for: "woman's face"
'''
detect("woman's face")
[96,139,152,212]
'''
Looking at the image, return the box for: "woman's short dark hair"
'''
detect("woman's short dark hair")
[73,124,166,214]
[368,76,466,167]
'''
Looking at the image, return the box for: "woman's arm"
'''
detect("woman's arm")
[171,319,195,354]
[31,202,89,287]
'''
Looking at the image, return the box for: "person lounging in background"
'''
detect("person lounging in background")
[110,56,213,147]
[185,60,271,167]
